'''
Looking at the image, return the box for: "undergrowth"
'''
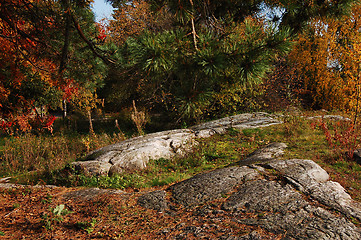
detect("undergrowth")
[0,132,125,180]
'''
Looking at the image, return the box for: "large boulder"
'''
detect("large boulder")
[166,142,287,208]
[72,129,196,176]
[264,159,361,221]
[168,166,260,208]
[237,142,287,165]
[191,112,282,135]
[72,112,282,176]
[137,190,168,212]
[138,143,361,239]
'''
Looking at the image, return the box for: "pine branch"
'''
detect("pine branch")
[70,12,116,65]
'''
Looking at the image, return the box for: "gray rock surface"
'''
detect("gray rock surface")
[42,113,361,238]
[168,166,260,207]
[237,142,287,165]
[264,159,330,191]
[264,159,361,221]
[245,205,361,240]
[72,160,112,176]
[191,112,281,133]
[139,144,361,239]
[306,115,351,121]
[2,138,361,239]
[73,129,196,176]
[71,112,282,176]
[62,187,124,201]
[137,190,167,212]
[222,179,307,212]
[222,180,361,239]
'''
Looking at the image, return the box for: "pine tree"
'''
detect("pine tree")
[104,0,358,123]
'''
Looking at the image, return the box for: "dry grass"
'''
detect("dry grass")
[0,132,125,179]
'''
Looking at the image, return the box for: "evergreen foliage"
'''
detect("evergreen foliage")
[103,0,296,123]
[1,0,359,130]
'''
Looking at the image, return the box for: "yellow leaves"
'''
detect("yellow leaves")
[288,4,361,112]
[108,0,153,45]
[70,87,101,115]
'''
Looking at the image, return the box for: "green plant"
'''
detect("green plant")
[0,231,4,236]
[12,203,20,209]
[65,173,147,189]
[41,194,53,204]
[281,115,305,137]
[53,204,72,216]
[227,128,240,136]
[75,218,97,234]
[41,204,73,230]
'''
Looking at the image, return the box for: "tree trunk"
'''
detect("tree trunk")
[190,0,198,50]
[59,0,71,74]
[62,99,67,119]
[354,73,361,127]
[88,109,94,134]
[191,18,198,50]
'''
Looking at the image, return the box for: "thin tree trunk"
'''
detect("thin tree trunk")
[59,0,71,121]
[59,0,71,74]
[189,0,198,50]
[88,109,94,134]
[191,18,198,50]
[62,99,67,119]
[354,74,361,127]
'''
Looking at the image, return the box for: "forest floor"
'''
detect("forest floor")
[1,111,361,239]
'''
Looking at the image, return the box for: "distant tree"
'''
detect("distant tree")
[107,0,172,45]
[286,3,361,114]
[0,0,60,117]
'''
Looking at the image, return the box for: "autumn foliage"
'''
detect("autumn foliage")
[1,0,360,134]
[283,4,361,113]
[0,1,61,132]
[0,0,109,134]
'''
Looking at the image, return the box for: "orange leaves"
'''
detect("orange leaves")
[108,0,151,45]
[0,120,13,131]
[15,114,33,133]
[0,0,65,117]
[108,0,171,45]
[286,4,361,111]
[62,80,79,102]
[0,113,57,135]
